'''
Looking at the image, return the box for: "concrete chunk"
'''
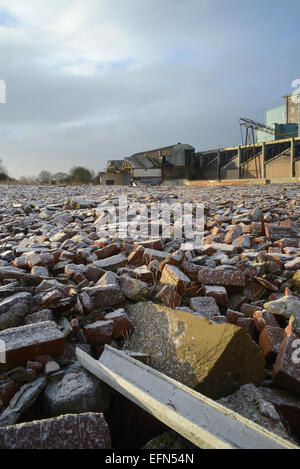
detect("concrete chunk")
[126,302,265,399]
[43,362,110,417]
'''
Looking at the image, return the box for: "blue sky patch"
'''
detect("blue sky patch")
[0,9,18,27]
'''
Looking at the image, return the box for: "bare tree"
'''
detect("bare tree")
[0,158,8,181]
[37,171,52,184]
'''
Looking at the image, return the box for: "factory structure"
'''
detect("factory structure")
[100,143,200,186]
[100,89,300,185]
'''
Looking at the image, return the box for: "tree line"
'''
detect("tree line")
[0,159,102,185]
[20,167,101,185]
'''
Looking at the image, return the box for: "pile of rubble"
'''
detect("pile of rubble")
[0,183,299,448]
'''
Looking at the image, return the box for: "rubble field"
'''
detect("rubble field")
[0,183,299,449]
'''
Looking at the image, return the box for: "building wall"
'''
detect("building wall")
[101,171,125,185]
[163,165,189,180]
[265,154,291,179]
[266,105,286,126]
[202,160,218,180]
[241,153,263,179]
[257,105,286,143]
[275,123,298,139]
[220,156,239,180]
[170,144,195,166]
[133,168,162,178]
[286,95,299,124]
[295,159,300,177]
[133,177,162,185]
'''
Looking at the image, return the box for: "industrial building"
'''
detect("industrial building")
[101,143,200,185]
[100,89,300,186]
[195,136,300,182]
[257,93,299,143]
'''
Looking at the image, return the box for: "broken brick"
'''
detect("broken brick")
[0,321,65,371]
[160,264,191,295]
[203,286,228,307]
[0,413,111,449]
[155,285,182,309]
[84,320,114,345]
[273,325,300,395]
[259,326,284,366]
[105,309,134,339]
[189,296,220,318]
[198,268,245,288]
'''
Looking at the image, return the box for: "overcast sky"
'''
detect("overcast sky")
[0,0,299,178]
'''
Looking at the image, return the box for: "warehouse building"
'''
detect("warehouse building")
[101,143,200,185]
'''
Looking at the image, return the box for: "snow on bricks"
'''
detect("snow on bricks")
[197,267,245,288]
[189,296,220,318]
[160,264,191,295]
[0,184,299,447]
[82,284,125,309]
[0,321,65,371]
[273,325,300,396]
[105,309,134,339]
[84,320,114,345]
[0,413,111,449]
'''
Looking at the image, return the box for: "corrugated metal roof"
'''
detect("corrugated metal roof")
[124,155,162,169]
[107,160,124,170]
[130,143,194,158]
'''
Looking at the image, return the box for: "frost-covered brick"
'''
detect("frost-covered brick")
[0,321,65,371]
[0,413,111,449]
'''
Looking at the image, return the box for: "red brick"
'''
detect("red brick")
[240,303,261,318]
[84,320,114,345]
[127,245,145,267]
[95,243,120,260]
[225,225,242,244]
[137,239,163,250]
[203,286,228,307]
[226,309,245,325]
[189,296,220,318]
[105,309,134,339]
[274,239,299,249]
[80,292,94,314]
[133,266,153,284]
[158,249,185,273]
[259,326,284,366]
[181,261,203,281]
[26,361,44,371]
[198,268,245,288]
[160,265,191,295]
[273,325,300,395]
[93,239,110,248]
[0,321,64,372]
[82,284,125,309]
[254,276,278,292]
[0,413,111,449]
[265,225,294,239]
[155,285,182,309]
[84,265,105,282]
[253,310,280,333]
[144,249,169,264]
[236,318,255,338]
